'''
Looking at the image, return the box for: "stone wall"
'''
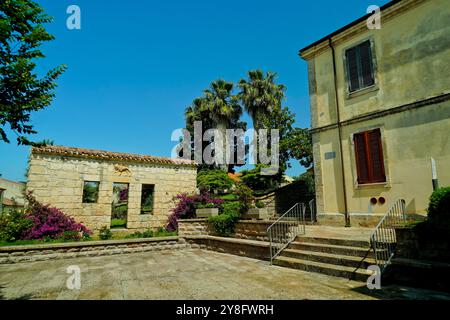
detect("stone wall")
[0,237,187,264]
[178,219,273,242]
[395,226,450,262]
[27,153,197,232]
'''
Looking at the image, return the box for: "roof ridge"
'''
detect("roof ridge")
[31,145,197,167]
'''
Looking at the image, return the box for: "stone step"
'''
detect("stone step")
[273,255,373,282]
[281,248,376,269]
[288,241,374,258]
[295,236,370,248]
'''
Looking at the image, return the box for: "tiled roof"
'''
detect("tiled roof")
[31,145,197,167]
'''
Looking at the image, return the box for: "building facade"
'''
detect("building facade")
[26,146,197,232]
[300,0,450,226]
[0,178,26,211]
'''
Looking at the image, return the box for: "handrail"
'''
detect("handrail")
[267,202,306,264]
[370,199,406,273]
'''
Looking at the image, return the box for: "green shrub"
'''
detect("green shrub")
[255,201,265,209]
[220,201,242,215]
[0,210,33,242]
[427,187,450,229]
[197,170,234,193]
[240,165,278,192]
[235,183,253,213]
[111,218,126,228]
[99,226,112,240]
[208,212,240,237]
[196,202,219,209]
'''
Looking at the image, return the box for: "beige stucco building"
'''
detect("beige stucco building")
[26,145,197,232]
[300,0,450,226]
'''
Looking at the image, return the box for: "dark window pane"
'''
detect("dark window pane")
[346,40,375,92]
[82,181,99,203]
[141,184,154,214]
[359,41,375,87]
[346,47,360,92]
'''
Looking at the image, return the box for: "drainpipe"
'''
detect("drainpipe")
[329,38,350,227]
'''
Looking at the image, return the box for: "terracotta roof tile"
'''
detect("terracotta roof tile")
[31,145,197,167]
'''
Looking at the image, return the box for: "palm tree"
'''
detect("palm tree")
[203,79,242,170]
[238,70,285,129]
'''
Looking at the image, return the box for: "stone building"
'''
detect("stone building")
[0,177,26,212]
[26,145,197,232]
[299,0,450,226]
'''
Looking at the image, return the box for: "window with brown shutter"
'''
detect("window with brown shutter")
[345,40,375,93]
[353,129,386,184]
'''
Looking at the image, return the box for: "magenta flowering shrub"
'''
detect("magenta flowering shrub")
[166,190,223,232]
[22,192,92,240]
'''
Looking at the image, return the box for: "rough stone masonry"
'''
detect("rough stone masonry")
[26,145,197,232]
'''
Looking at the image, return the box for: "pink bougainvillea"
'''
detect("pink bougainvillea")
[22,192,91,240]
[166,190,223,232]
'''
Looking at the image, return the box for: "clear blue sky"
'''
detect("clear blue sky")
[0,0,389,182]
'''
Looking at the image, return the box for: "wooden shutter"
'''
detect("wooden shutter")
[346,47,360,92]
[359,41,375,88]
[367,129,385,182]
[354,129,386,184]
[354,132,370,184]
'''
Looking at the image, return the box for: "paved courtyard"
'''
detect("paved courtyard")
[0,249,449,300]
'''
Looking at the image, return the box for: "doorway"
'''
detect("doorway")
[111,182,129,228]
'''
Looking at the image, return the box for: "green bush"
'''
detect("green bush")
[240,165,278,192]
[208,212,240,237]
[220,201,242,215]
[255,201,265,209]
[99,226,112,240]
[111,218,126,228]
[427,187,450,229]
[196,202,219,209]
[235,183,253,213]
[197,169,234,193]
[0,210,33,242]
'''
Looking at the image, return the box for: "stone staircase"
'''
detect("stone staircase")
[272,234,376,281]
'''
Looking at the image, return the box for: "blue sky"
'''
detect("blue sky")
[0,0,389,182]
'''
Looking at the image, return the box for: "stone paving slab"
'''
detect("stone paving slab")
[0,249,449,300]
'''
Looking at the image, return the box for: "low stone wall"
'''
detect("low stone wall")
[0,236,187,264]
[178,219,273,241]
[395,226,450,262]
[186,236,270,261]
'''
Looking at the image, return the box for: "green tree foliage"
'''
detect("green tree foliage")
[0,0,66,145]
[197,169,234,193]
[184,80,246,172]
[240,164,277,192]
[427,187,450,229]
[238,70,285,130]
[286,128,313,169]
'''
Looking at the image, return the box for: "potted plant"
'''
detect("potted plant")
[242,201,268,220]
[195,203,219,218]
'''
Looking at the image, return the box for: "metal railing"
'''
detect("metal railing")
[267,202,306,264]
[370,199,406,273]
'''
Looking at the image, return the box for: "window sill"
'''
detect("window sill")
[356,181,389,189]
[346,84,378,99]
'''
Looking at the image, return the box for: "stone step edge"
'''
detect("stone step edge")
[290,241,372,252]
[282,248,376,265]
[295,236,370,247]
[273,255,373,280]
